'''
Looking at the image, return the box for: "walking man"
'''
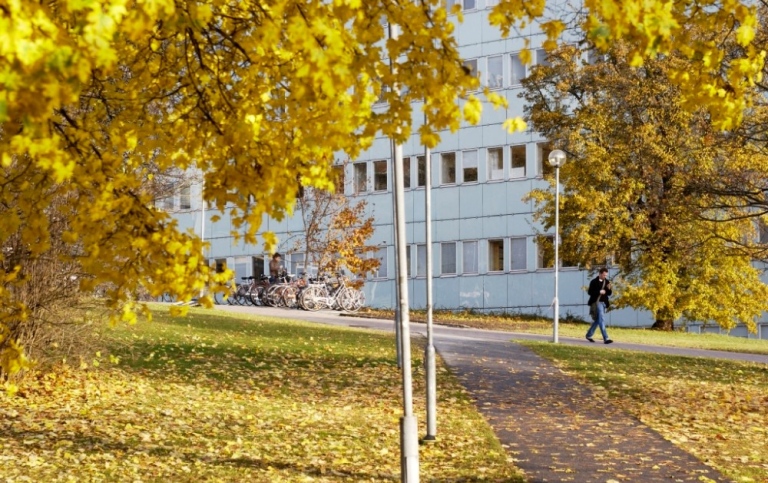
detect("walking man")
[586,267,613,344]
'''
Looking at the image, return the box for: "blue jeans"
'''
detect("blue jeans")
[586,301,610,341]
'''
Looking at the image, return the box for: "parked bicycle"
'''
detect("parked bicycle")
[298,272,365,312]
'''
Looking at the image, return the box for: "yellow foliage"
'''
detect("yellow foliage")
[1,0,765,372]
[523,41,768,330]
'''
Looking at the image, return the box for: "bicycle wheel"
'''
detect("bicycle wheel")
[341,288,365,312]
[265,285,281,307]
[281,286,299,309]
[300,285,325,312]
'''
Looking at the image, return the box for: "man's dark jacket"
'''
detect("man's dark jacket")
[587,276,612,306]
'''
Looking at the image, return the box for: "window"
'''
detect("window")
[416,155,427,187]
[354,163,367,193]
[416,244,427,277]
[179,186,191,210]
[537,235,554,268]
[441,242,457,275]
[406,245,412,277]
[536,48,550,67]
[511,145,526,178]
[510,53,526,85]
[463,59,479,87]
[488,55,503,89]
[488,147,503,180]
[489,239,504,272]
[375,84,389,105]
[447,0,476,10]
[510,237,527,271]
[373,247,387,278]
[537,142,554,178]
[463,241,478,274]
[332,165,345,194]
[441,152,456,185]
[289,252,305,276]
[374,160,387,191]
[462,150,478,183]
[158,196,174,211]
[403,157,411,189]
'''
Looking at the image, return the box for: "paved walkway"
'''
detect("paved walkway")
[214,305,768,482]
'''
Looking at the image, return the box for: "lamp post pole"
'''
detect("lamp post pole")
[547,150,567,344]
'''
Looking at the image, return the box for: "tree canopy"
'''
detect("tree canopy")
[1,0,765,372]
[523,41,768,330]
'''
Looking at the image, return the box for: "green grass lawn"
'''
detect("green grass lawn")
[520,341,768,483]
[359,308,768,355]
[0,308,523,482]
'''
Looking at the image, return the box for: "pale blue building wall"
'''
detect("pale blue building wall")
[169,3,768,334]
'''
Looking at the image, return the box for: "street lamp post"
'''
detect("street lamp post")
[548,150,567,344]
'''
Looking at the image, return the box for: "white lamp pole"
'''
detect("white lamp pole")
[548,149,567,344]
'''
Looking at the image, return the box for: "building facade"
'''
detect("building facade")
[167,1,768,338]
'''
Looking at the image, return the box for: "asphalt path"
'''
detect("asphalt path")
[213,303,768,365]
[210,304,766,482]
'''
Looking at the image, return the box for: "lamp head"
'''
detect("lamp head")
[548,149,567,168]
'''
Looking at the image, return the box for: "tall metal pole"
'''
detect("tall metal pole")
[553,165,560,344]
[423,127,437,441]
[390,23,419,483]
[200,176,206,301]
[548,149,566,343]
[392,141,403,369]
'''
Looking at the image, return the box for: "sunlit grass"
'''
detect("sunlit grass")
[520,341,768,482]
[0,307,523,482]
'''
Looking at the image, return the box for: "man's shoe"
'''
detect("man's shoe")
[586,337,595,343]
[604,339,614,344]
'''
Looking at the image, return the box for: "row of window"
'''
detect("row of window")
[351,142,556,194]
[222,233,585,283]
[156,185,192,211]
[446,0,501,11]
[397,236,576,278]
[462,49,550,91]
[375,50,550,106]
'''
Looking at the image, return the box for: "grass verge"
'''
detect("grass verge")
[358,308,768,355]
[519,340,768,482]
[0,308,523,482]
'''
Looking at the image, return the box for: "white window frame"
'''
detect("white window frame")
[537,235,554,269]
[462,149,478,184]
[441,152,457,185]
[487,147,504,181]
[373,160,388,192]
[537,142,554,178]
[487,55,504,89]
[510,144,527,179]
[373,247,388,279]
[441,242,457,275]
[416,155,427,188]
[416,244,427,277]
[462,240,478,274]
[403,157,411,189]
[488,239,505,273]
[510,237,527,272]
[463,58,480,90]
[510,53,526,85]
[354,162,368,193]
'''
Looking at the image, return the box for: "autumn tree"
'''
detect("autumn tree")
[0,0,764,372]
[523,41,768,331]
[292,181,380,281]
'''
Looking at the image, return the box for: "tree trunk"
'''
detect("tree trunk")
[651,318,675,331]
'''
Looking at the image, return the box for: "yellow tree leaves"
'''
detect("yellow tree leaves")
[523,42,768,330]
[490,0,765,131]
[0,0,481,374]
